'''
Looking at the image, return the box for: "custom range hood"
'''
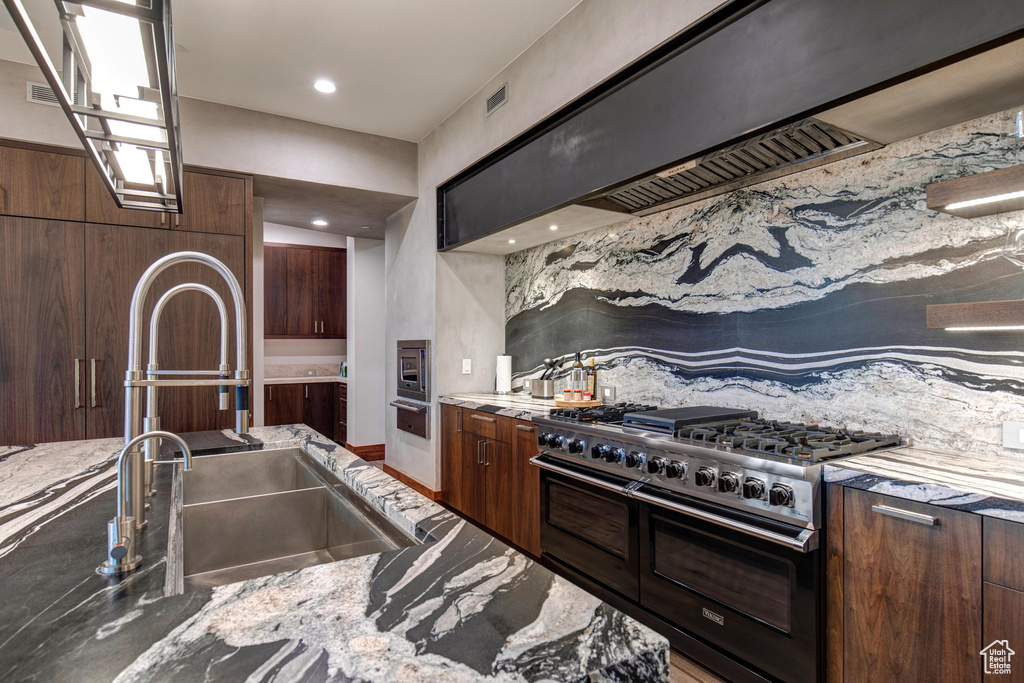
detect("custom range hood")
[587,118,879,217]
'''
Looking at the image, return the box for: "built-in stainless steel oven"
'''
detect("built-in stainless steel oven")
[397,339,429,402]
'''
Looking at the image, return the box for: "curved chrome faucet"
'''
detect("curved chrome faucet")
[99,431,193,576]
[143,283,230,497]
[123,251,250,531]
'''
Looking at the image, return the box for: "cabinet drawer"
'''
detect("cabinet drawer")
[338,384,347,400]
[985,517,1024,592]
[984,582,1024,681]
[463,410,509,441]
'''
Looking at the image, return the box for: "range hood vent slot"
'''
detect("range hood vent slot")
[595,118,880,216]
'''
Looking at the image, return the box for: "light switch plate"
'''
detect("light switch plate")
[1003,421,1024,449]
[523,379,532,392]
[462,359,471,375]
[600,385,616,401]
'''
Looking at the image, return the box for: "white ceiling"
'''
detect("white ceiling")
[0,0,582,142]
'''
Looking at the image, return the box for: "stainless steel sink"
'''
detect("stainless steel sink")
[166,448,418,593]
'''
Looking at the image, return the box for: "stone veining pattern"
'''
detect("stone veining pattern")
[0,427,668,682]
[505,110,1024,455]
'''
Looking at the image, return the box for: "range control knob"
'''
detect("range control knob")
[695,466,716,487]
[539,433,552,447]
[548,435,566,449]
[769,483,794,507]
[717,472,740,494]
[624,451,644,468]
[647,457,668,475]
[665,460,687,479]
[742,478,766,500]
[591,444,609,459]
[605,447,625,464]
[568,438,585,454]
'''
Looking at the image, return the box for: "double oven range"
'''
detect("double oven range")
[531,404,901,683]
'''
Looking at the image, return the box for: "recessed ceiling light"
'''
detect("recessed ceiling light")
[313,79,336,94]
[360,225,371,230]
[549,225,558,231]
[312,219,328,226]
[508,239,516,244]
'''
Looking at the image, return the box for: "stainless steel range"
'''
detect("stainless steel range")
[530,404,902,683]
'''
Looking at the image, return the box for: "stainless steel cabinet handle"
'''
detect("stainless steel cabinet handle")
[471,414,496,423]
[456,410,462,432]
[477,440,483,464]
[268,386,272,400]
[160,213,166,226]
[74,358,83,408]
[90,359,100,407]
[390,400,427,413]
[484,442,490,466]
[305,384,309,399]
[871,504,938,526]
[515,424,534,432]
[174,214,180,227]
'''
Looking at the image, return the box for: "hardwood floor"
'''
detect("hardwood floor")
[669,651,726,683]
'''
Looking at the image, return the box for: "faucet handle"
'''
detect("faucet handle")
[109,542,129,561]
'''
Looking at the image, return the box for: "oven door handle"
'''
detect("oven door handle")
[530,455,629,496]
[629,488,819,553]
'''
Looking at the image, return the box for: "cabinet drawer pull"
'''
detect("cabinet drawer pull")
[456,410,461,433]
[90,359,100,407]
[871,504,938,526]
[471,414,496,423]
[515,424,534,432]
[74,358,83,408]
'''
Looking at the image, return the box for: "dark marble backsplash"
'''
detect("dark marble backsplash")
[506,109,1024,455]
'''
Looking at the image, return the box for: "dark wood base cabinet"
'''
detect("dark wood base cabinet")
[826,484,1020,683]
[440,404,541,556]
[264,381,341,442]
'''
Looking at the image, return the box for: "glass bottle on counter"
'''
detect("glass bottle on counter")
[587,358,597,397]
[570,352,585,401]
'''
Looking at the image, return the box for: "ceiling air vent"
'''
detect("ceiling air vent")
[26,81,59,107]
[591,118,881,216]
[486,82,508,117]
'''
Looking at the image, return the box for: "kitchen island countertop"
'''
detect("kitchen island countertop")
[824,445,1024,522]
[0,425,668,681]
[439,392,556,420]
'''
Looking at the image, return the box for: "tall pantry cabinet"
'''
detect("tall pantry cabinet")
[0,139,253,446]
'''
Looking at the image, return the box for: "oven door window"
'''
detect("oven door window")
[649,512,794,632]
[400,356,420,384]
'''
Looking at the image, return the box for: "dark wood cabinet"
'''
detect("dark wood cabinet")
[86,167,247,236]
[840,487,982,682]
[440,405,541,555]
[264,244,346,339]
[0,218,86,444]
[0,145,84,222]
[984,583,1024,681]
[264,383,303,427]
[303,382,336,438]
[337,383,348,445]
[85,225,246,438]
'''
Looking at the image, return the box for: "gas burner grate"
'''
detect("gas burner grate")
[680,419,902,462]
[548,402,659,425]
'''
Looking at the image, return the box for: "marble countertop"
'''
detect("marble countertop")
[439,393,557,420]
[0,426,668,681]
[264,375,347,385]
[824,445,1024,522]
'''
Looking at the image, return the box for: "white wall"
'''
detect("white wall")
[384,0,728,489]
[346,237,386,446]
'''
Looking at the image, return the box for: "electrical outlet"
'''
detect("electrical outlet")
[523,379,532,392]
[600,385,616,401]
[305,369,315,377]
[462,358,472,375]
[1003,421,1024,449]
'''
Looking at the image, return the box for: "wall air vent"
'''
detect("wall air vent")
[26,81,59,107]
[486,82,508,117]
[592,118,881,216]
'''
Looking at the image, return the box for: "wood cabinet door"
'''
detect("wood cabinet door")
[286,248,316,337]
[984,583,1024,682]
[0,146,84,222]
[483,436,516,542]
[440,404,461,502]
[263,246,289,337]
[84,165,166,229]
[457,428,487,524]
[264,383,303,426]
[511,421,541,555]
[0,218,86,444]
[84,225,246,438]
[302,382,336,438]
[843,488,982,682]
[317,249,346,338]
[176,172,246,236]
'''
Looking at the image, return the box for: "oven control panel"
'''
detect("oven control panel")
[536,426,814,526]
